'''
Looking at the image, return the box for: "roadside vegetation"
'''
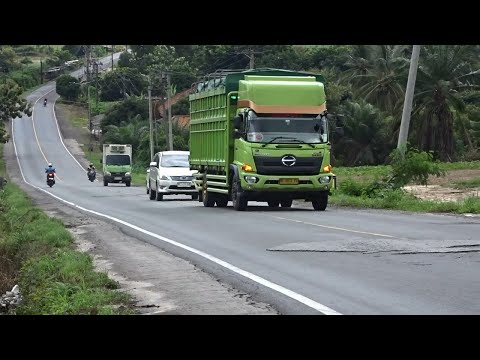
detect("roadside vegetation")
[0,144,135,314]
[1,45,135,314]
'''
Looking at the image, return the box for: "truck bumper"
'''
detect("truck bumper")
[239,172,334,193]
[105,175,131,183]
[242,189,329,202]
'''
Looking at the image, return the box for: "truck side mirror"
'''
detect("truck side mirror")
[233,115,242,130]
[150,161,157,167]
[235,129,245,139]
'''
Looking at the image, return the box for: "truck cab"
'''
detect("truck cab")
[102,144,132,187]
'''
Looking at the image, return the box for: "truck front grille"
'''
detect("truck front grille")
[254,156,322,175]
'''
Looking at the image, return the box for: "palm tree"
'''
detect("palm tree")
[334,100,392,166]
[411,45,480,161]
[344,45,410,114]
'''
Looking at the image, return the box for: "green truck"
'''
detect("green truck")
[189,68,344,211]
[101,144,133,187]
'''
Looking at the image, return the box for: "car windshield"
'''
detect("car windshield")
[106,154,131,165]
[246,116,328,144]
[161,154,189,167]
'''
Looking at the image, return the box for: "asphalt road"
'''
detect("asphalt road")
[10,54,480,315]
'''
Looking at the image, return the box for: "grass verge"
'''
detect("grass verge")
[330,188,480,214]
[0,143,135,314]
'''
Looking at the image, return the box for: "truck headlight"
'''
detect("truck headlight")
[161,175,171,180]
[105,171,111,176]
[125,172,131,176]
[319,176,330,184]
[244,176,258,184]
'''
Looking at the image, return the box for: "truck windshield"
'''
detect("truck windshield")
[106,154,131,166]
[161,154,189,167]
[246,117,328,144]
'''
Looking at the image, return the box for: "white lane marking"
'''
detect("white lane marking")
[270,215,395,238]
[30,89,62,181]
[11,122,341,315]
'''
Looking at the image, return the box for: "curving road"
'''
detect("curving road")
[9,53,480,315]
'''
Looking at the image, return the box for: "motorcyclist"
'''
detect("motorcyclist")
[87,163,96,179]
[45,163,56,175]
[43,98,47,107]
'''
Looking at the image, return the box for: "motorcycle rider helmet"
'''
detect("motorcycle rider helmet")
[48,163,52,167]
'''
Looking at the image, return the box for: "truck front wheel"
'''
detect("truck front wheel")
[280,199,293,208]
[267,201,279,208]
[202,181,215,207]
[312,193,328,211]
[231,175,247,211]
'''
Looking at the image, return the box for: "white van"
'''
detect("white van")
[148,151,197,201]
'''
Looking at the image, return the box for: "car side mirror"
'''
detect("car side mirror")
[233,115,242,130]
[150,161,157,167]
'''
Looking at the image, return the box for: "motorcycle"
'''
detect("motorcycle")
[46,173,55,187]
[87,169,96,182]
[43,100,47,107]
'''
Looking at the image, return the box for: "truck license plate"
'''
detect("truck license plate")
[279,178,299,185]
[177,182,191,188]
[114,177,122,180]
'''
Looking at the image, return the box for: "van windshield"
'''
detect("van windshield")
[106,154,131,166]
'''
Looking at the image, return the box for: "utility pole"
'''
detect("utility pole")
[249,48,255,69]
[94,61,99,107]
[166,72,173,151]
[85,45,91,82]
[111,45,114,71]
[40,60,43,84]
[397,45,421,152]
[148,76,154,161]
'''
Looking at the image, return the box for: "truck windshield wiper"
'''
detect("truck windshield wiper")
[261,136,315,148]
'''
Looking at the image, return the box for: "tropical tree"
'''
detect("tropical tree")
[411,45,480,161]
[56,74,80,101]
[0,79,32,142]
[333,100,393,166]
[344,45,409,114]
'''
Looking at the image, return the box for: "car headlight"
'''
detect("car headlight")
[105,171,111,176]
[161,175,171,180]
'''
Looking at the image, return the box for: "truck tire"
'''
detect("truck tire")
[202,180,215,207]
[280,199,293,208]
[103,180,108,186]
[231,175,247,211]
[191,193,199,200]
[126,181,131,187]
[149,181,156,200]
[267,201,279,207]
[215,195,228,207]
[312,193,328,211]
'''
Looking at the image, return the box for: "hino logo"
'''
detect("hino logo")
[281,155,296,167]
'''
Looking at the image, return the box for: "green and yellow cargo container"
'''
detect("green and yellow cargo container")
[189,68,344,211]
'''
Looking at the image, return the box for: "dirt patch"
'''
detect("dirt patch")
[403,185,480,202]
[426,169,480,187]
